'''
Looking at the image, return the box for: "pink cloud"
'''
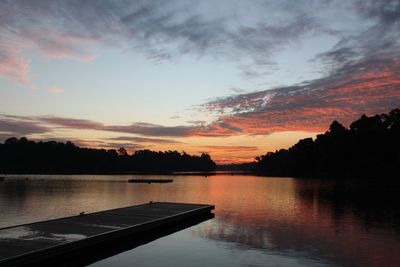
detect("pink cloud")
[0,47,30,83]
[204,59,400,135]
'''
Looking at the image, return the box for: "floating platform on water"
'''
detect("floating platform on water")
[128,178,173,183]
[0,202,214,266]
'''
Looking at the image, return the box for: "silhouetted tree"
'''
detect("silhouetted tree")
[0,138,216,174]
[254,108,400,179]
[117,147,128,157]
[329,121,347,135]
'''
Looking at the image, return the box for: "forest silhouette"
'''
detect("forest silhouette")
[254,108,400,178]
[0,139,216,174]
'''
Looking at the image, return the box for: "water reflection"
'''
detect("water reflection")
[194,177,400,267]
[1,175,400,266]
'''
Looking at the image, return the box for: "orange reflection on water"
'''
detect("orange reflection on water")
[195,177,400,267]
[2,175,400,267]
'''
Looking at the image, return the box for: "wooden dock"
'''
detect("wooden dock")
[0,202,214,266]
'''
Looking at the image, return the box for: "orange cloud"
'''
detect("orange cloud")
[197,145,261,164]
[2,59,399,163]
[204,59,400,135]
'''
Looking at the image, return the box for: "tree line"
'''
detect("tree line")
[0,138,216,174]
[254,108,400,178]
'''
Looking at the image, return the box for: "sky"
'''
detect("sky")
[1,0,400,164]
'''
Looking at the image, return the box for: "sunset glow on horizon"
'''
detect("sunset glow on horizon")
[1,1,400,163]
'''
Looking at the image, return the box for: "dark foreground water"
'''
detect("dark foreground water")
[1,174,400,267]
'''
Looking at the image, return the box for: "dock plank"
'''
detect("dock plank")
[0,202,214,266]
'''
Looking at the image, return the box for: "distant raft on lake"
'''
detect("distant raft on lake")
[128,179,173,184]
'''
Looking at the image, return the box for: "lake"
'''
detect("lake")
[1,174,399,267]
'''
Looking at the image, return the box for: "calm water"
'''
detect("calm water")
[1,174,400,267]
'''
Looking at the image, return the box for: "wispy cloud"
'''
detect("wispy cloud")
[2,0,399,95]
[48,87,64,94]
[315,1,400,70]
[36,116,242,137]
[2,54,399,140]
[0,114,240,138]
[0,116,49,136]
[106,136,182,144]
[0,0,348,82]
[202,59,400,134]
[102,123,195,137]
[97,120,240,137]
[199,145,259,153]
[40,116,103,129]
[3,55,400,140]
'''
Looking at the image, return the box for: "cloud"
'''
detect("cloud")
[102,122,194,137]
[0,47,30,82]
[0,0,330,82]
[202,59,400,134]
[106,136,182,144]
[169,115,181,119]
[40,116,104,129]
[48,87,64,94]
[0,116,50,135]
[230,87,247,94]
[3,55,400,141]
[315,1,400,69]
[359,0,400,24]
[0,1,101,82]
[199,145,259,153]
[0,114,240,138]
[102,121,241,137]
[3,0,398,87]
